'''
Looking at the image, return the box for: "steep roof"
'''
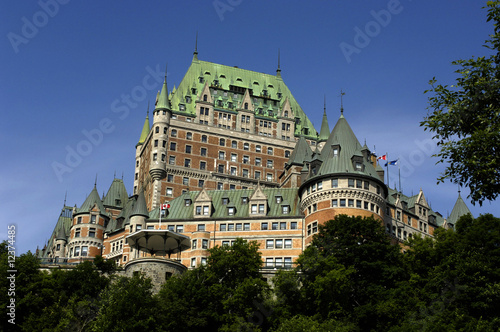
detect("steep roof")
[102,178,129,209]
[168,58,317,139]
[148,188,302,220]
[314,114,380,180]
[447,193,472,225]
[318,109,330,141]
[39,206,72,258]
[156,69,171,110]
[75,186,107,215]
[137,111,150,145]
[286,136,313,167]
[129,190,149,218]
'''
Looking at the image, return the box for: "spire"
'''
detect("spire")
[94,174,98,188]
[319,95,330,141]
[276,48,281,78]
[339,89,345,116]
[156,64,170,110]
[193,31,198,61]
[448,189,472,225]
[63,191,67,207]
[137,102,150,145]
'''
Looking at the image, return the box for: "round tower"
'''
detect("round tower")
[53,226,67,260]
[134,105,150,196]
[149,66,171,208]
[299,114,388,246]
[67,186,106,262]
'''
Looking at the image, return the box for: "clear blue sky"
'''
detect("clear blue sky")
[1,1,498,254]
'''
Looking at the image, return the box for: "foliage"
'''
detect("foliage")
[156,238,269,331]
[421,1,500,205]
[91,274,157,332]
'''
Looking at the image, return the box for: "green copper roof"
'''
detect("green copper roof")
[318,109,330,141]
[447,193,472,225]
[130,190,149,218]
[169,58,316,138]
[75,186,107,215]
[103,178,129,209]
[148,188,302,220]
[39,206,72,258]
[315,115,379,180]
[156,70,171,110]
[137,111,150,145]
[287,136,313,166]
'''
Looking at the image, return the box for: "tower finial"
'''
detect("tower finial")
[147,100,150,116]
[114,170,116,178]
[324,94,326,114]
[94,174,98,188]
[63,191,67,207]
[276,48,281,77]
[339,89,345,115]
[193,31,198,60]
[164,63,168,81]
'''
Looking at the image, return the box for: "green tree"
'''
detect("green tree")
[272,215,407,331]
[396,214,500,330]
[421,1,500,205]
[91,274,157,332]
[157,238,269,331]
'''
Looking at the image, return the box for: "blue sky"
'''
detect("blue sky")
[1,1,498,255]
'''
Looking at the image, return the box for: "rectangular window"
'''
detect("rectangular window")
[259,204,265,214]
[266,258,274,267]
[196,206,202,215]
[251,205,257,214]
[202,239,208,249]
[230,167,236,175]
[356,200,362,208]
[90,215,96,224]
[185,145,192,154]
[280,222,287,230]
[364,201,369,209]
[77,217,82,224]
[167,225,175,231]
[364,181,369,190]
[317,181,323,190]
[228,223,234,231]
[192,239,197,249]
[348,199,354,207]
[184,159,191,167]
[198,224,205,232]
[291,222,298,229]
[244,223,250,231]
[89,228,96,238]
[284,257,292,268]
[228,207,235,215]
[222,241,230,247]
[198,179,204,187]
[313,203,317,212]
[200,147,207,156]
[169,156,175,165]
[183,177,189,185]
[261,222,268,230]
[332,199,338,207]
[176,225,184,233]
[231,153,237,162]
[284,239,292,248]
[275,239,283,249]
[255,158,261,166]
[340,199,346,207]
[219,151,225,160]
[272,222,278,230]
[75,228,80,237]
[191,258,196,267]
[267,160,273,168]
[74,246,80,257]
[200,161,206,170]
[220,224,226,231]
[243,155,249,164]
[348,179,355,188]
[203,206,209,216]
[356,179,362,188]
[266,239,274,249]
[81,246,88,257]
[255,171,261,180]
[275,258,283,267]
[217,182,223,190]
[170,142,176,151]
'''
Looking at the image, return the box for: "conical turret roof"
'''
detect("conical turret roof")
[130,190,149,218]
[137,110,150,146]
[76,185,107,215]
[156,67,171,110]
[447,192,472,225]
[286,136,313,167]
[103,178,129,208]
[318,107,330,142]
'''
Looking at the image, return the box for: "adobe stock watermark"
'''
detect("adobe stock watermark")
[7,0,70,54]
[51,65,165,182]
[399,137,437,180]
[340,0,411,64]
[213,0,243,21]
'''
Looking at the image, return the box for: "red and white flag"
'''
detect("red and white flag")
[161,203,170,210]
[377,155,387,161]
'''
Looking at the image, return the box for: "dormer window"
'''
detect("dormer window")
[203,94,208,101]
[222,197,229,205]
[244,102,248,109]
[355,162,362,171]
[333,148,339,157]
[179,104,185,112]
[277,92,282,99]
[276,196,282,204]
[185,199,191,207]
[282,205,290,214]
[242,197,248,204]
[228,206,235,216]
[284,110,288,117]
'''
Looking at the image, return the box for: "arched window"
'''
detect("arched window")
[219,138,225,146]
[284,110,288,117]
[155,126,159,133]
[244,102,248,110]
[203,94,208,101]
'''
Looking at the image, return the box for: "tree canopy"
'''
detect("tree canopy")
[421,1,500,205]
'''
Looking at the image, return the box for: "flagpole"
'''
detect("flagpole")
[386,152,389,187]
[159,203,162,229]
[398,158,401,193]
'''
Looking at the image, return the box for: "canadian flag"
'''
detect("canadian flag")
[161,203,170,210]
[377,155,387,161]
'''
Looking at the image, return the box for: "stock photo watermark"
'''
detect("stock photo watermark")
[7,0,70,54]
[51,65,165,182]
[340,0,411,63]
[213,0,243,21]
[6,225,17,325]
